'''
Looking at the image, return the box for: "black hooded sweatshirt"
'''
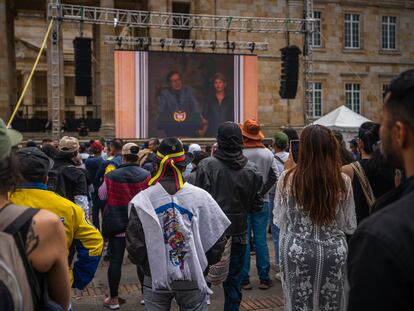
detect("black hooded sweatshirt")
[195,122,263,242]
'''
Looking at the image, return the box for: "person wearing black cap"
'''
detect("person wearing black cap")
[0,119,70,310]
[195,122,264,311]
[127,137,230,310]
[347,69,414,310]
[10,147,104,292]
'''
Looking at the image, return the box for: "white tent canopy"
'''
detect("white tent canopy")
[312,105,372,143]
[312,105,372,131]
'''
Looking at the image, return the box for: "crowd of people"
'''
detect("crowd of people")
[1,69,414,311]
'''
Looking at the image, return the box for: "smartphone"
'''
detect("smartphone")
[290,140,300,163]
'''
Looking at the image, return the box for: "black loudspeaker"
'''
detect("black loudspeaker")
[279,45,301,99]
[73,37,92,97]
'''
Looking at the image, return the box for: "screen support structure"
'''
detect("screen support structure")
[47,0,315,139]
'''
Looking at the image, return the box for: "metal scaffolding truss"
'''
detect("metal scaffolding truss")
[105,36,269,51]
[304,0,315,125]
[57,4,310,34]
[47,1,314,138]
[48,2,62,141]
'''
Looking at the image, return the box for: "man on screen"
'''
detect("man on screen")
[203,73,234,137]
[157,71,204,137]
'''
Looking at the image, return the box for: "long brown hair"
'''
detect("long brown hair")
[284,125,346,225]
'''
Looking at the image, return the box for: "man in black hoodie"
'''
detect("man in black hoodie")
[196,122,264,311]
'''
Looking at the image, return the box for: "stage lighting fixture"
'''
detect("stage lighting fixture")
[249,42,255,53]
[179,39,185,49]
[160,38,166,48]
[113,17,119,28]
[210,40,216,50]
[116,37,122,48]
[138,38,143,49]
[230,41,236,50]
[191,40,196,50]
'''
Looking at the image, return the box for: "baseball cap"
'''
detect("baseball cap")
[122,142,139,156]
[16,147,52,181]
[274,131,289,149]
[59,136,80,153]
[189,143,201,154]
[0,118,23,160]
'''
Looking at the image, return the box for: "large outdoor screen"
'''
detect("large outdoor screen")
[115,51,258,138]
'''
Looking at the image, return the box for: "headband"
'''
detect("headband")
[148,150,186,190]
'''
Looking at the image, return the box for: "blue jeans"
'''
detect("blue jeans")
[223,242,246,311]
[269,194,280,266]
[143,286,207,311]
[241,202,271,283]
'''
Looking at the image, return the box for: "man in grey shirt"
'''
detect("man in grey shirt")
[239,119,278,290]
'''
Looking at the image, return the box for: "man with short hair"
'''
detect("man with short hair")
[10,147,104,290]
[127,138,230,310]
[51,136,90,213]
[196,122,264,310]
[98,143,150,309]
[95,138,124,186]
[157,71,203,137]
[347,69,414,310]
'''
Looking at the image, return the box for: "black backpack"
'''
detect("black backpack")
[47,165,74,197]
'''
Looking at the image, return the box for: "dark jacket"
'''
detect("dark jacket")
[85,155,104,191]
[103,163,150,237]
[52,153,88,202]
[126,176,228,277]
[95,154,122,186]
[195,155,263,240]
[347,176,414,311]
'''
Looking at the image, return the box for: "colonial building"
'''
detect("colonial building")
[0,0,413,138]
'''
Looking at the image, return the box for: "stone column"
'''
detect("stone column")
[96,0,115,137]
[22,71,34,117]
[0,0,17,121]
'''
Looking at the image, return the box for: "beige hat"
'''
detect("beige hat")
[122,142,139,156]
[58,136,80,153]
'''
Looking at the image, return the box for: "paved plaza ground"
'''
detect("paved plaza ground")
[72,237,284,311]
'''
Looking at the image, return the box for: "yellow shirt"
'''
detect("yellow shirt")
[10,184,104,289]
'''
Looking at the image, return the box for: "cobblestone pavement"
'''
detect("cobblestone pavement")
[72,237,284,311]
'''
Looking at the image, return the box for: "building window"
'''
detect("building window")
[172,2,191,39]
[345,83,361,113]
[311,82,323,117]
[344,13,360,49]
[381,16,396,50]
[311,11,322,47]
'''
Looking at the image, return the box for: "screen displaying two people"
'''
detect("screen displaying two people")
[157,71,234,138]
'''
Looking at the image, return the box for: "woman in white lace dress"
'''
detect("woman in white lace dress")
[274,125,356,311]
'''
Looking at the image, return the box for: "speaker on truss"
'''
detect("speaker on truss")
[279,45,301,99]
[73,37,92,97]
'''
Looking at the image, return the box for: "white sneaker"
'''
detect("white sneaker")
[275,272,281,281]
[206,295,211,305]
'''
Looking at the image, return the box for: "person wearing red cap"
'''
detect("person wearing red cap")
[85,141,105,230]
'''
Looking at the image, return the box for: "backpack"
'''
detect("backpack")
[47,165,74,197]
[0,204,38,311]
[0,204,64,311]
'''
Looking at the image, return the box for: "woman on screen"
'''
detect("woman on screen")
[203,73,234,137]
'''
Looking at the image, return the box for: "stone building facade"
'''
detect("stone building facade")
[0,0,413,138]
